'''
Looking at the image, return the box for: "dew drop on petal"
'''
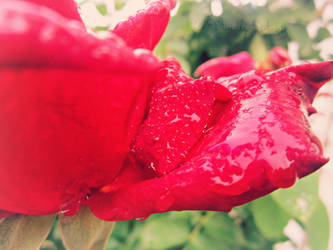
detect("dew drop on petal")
[136,215,151,221]
[155,194,175,212]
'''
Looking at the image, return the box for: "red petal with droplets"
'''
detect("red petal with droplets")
[194,52,255,79]
[133,58,231,176]
[112,0,174,50]
[89,61,332,221]
[0,2,158,215]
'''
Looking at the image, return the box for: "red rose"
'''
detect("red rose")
[0,0,332,222]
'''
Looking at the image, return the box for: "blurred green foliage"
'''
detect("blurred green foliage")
[42,1,332,249]
[154,0,332,74]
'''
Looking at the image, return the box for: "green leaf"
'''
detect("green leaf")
[187,231,231,250]
[114,0,126,10]
[286,23,315,58]
[256,13,285,34]
[305,201,330,250]
[287,23,311,45]
[93,26,110,31]
[141,214,191,249]
[249,33,268,62]
[203,212,244,244]
[0,214,56,250]
[58,206,114,250]
[251,195,290,239]
[294,0,316,11]
[96,4,108,16]
[272,173,319,223]
[165,40,189,55]
[174,55,191,74]
[40,240,57,250]
[315,27,331,43]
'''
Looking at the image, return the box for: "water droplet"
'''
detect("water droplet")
[9,15,29,33]
[150,162,156,171]
[200,160,213,171]
[170,115,181,124]
[136,215,150,221]
[60,209,78,216]
[40,25,55,42]
[184,113,201,122]
[100,184,115,193]
[155,194,174,211]
[92,46,112,59]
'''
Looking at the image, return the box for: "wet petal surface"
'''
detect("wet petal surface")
[133,58,219,175]
[89,61,333,221]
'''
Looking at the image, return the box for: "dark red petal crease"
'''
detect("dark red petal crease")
[112,0,174,50]
[89,61,332,221]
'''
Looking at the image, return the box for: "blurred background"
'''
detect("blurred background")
[43,0,333,249]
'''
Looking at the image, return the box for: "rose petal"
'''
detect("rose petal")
[0,2,158,215]
[112,0,174,50]
[194,52,255,79]
[133,58,231,176]
[0,68,153,215]
[89,61,332,221]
